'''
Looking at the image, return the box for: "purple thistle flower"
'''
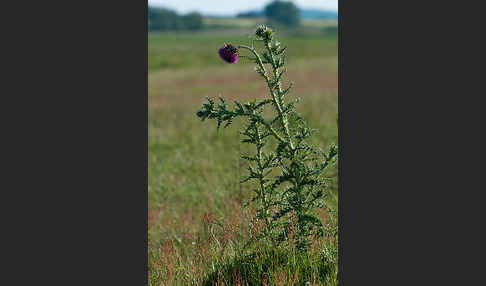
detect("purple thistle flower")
[218,43,238,64]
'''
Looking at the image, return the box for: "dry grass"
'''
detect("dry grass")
[149,58,337,107]
[148,189,336,285]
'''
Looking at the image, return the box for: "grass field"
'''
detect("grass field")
[148,25,338,285]
[148,26,337,71]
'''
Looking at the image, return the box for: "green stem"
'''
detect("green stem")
[264,41,295,151]
[260,119,286,144]
[238,44,295,150]
[235,110,286,143]
[253,120,273,244]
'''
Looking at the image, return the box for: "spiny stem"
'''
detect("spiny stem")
[238,44,295,151]
[254,121,271,236]
[260,119,286,144]
[264,40,295,151]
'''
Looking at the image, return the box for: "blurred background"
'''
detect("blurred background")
[148,1,338,284]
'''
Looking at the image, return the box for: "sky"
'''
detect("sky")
[148,0,338,16]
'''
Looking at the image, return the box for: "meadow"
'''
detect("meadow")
[148,24,338,285]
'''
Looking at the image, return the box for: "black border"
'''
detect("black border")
[336,0,472,284]
[7,1,150,284]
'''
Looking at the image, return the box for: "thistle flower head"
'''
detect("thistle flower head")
[218,43,239,64]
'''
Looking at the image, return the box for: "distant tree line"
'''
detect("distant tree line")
[236,10,264,18]
[237,1,301,27]
[149,1,334,31]
[148,7,203,31]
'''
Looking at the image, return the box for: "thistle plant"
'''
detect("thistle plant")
[197,25,338,251]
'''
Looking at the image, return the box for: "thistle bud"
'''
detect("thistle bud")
[255,24,273,41]
[218,43,239,64]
